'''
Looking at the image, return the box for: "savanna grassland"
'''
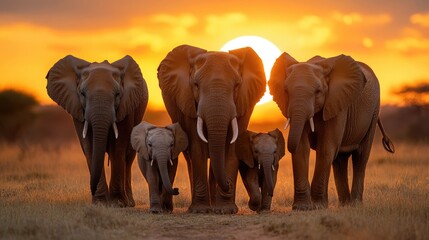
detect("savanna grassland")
[0,135,428,239]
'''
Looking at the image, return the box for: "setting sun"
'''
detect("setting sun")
[220,36,282,105]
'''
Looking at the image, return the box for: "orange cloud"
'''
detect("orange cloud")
[386,37,429,54]
[150,14,198,38]
[332,12,391,26]
[205,13,247,35]
[411,12,429,27]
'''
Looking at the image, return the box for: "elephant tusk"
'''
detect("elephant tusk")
[82,120,88,139]
[284,118,290,130]
[170,159,174,166]
[197,116,208,143]
[230,117,238,144]
[113,122,119,139]
[258,163,261,170]
[150,159,154,167]
[309,117,315,133]
[272,164,275,171]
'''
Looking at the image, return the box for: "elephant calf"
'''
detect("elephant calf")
[237,129,285,212]
[131,121,188,213]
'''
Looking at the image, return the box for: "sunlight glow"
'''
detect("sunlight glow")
[220,36,282,105]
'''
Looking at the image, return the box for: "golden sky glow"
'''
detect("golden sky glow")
[0,0,428,122]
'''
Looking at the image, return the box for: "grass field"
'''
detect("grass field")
[0,139,428,239]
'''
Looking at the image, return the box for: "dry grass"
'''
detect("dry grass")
[0,140,428,240]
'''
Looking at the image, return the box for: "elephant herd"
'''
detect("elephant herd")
[46,44,394,214]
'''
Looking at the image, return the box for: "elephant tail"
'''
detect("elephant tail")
[377,118,395,153]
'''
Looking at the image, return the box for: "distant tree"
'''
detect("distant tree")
[0,89,38,142]
[394,81,429,110]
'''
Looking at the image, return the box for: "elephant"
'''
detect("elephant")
[131,121,188,213]
[236,129,285,212]
[157,45,266,213]
[268,52,395,210]
[46,55,148,207]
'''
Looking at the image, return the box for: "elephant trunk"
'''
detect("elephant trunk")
[205,113,230,194]
[87,94,116,196]
[157,154,179,195]
[89,112,111,196]
[261,154,275,197]
[287,109,307,154]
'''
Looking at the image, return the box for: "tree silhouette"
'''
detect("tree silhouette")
[0,89,38,142]
[394,81,429,109]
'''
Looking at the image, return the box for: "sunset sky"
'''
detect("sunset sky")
[1,0,428,121]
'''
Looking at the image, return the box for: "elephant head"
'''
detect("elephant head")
[238,129,285,197]
[268,53,366,153]
[46,55,147,195]
[131,122,188,195]
[158,45,266,193]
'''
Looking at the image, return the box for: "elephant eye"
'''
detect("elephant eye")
[274,150,277,154]
[148,142,152,147]
[170,143,174,147]
[80,90,86,97]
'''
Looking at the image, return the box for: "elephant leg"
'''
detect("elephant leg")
[125,146,136,207]
[260,183,273,212]
[213,149,238,214]
[146,168,163,214]
[161,157,179,213]
[109,153,128,207]
[311,147,335,209]
[238,162,261,212]
[351,118,377,204]
[332,152,351,205]
[188,144,211,213]
[183,151,193,194]
[292,136,312,211]
[93,167,109,204]
[311,116,346,209]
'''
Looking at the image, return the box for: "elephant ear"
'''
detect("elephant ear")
[166,122,189,159]
[111,55,148,122]
[268,52,298,117]
[46,55,90,122]
[158,45,207,120]
[268,128,286,162]
[315,55,367,121]
[131,121,156,160]
[236,130,257,168]
[228,47,266,117]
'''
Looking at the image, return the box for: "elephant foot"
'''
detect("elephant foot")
[110,194,129,208]
[248,196,262,212]
[188,202,212,213]
[149,206,163,214]
[312,200,328,210]
[162,202,173,213]
[213,202,238,214]
[349,199,363,207]
[126,192,136,207]
[257,208,271,214]
[292,200,314,211]
[92,193,109,206]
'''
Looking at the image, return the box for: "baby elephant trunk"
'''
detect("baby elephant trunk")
[157,156,179,195]
[261,154,275,197]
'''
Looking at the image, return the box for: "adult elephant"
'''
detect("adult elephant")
[158,45,266,213]
[46,55,148,207]
[268,53,394,210]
